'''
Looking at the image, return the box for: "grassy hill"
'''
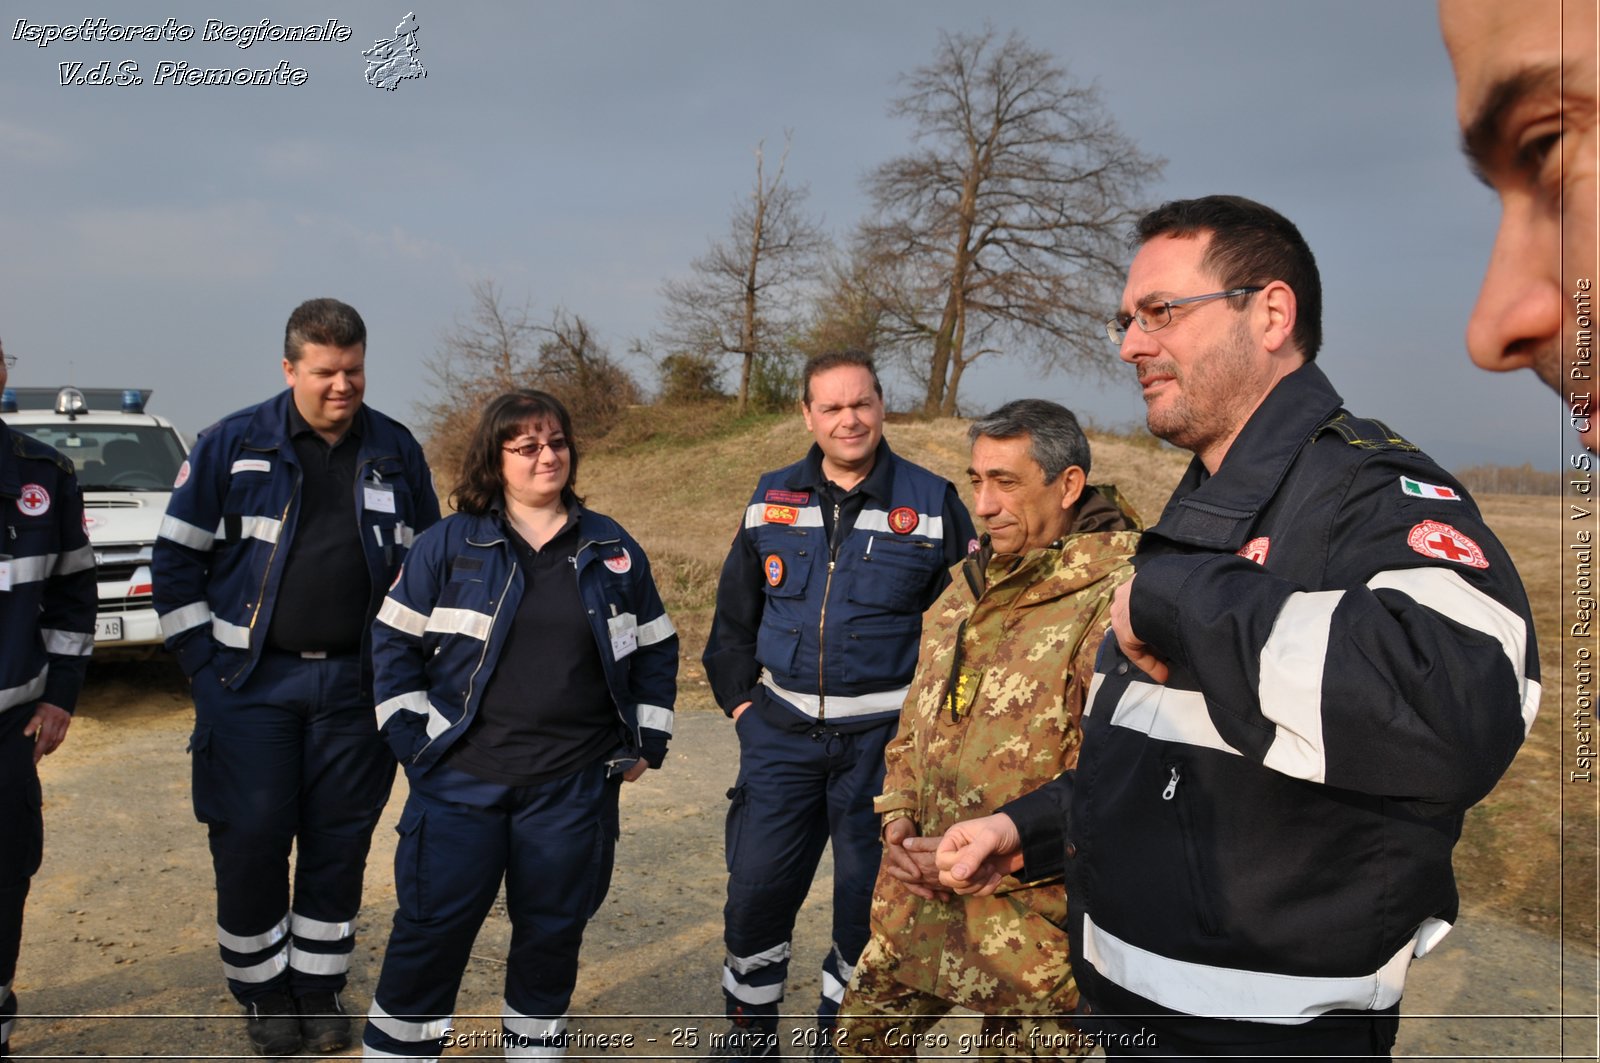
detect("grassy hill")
[566,402,1574,937]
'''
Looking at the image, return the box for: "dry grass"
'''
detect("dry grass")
[572,406,1575,933]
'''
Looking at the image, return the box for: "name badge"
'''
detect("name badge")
[364,483,396,514]
[607,612,638,659]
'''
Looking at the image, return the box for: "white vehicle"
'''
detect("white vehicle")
[3,386,189,655]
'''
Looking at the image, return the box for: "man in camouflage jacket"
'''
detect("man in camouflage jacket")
[840,400,1138,1061]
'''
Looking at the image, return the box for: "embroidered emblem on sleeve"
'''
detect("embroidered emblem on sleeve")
[603,549,632,574]
[1406,520,1488,569]
[17,483,50,516]
[888,506,920,534]
[1400,476,1460,501]
[1237,537,1271,565]
[764,554,786,587]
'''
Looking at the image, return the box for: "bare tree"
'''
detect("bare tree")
[657,136,828,414]
[858,27,1162,415]
[418,282,638,490]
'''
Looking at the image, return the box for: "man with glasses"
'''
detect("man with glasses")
[153,299,439,1057]
[1439,0,1598,450]
[0,339,96,1058]
[936,197,1538,1059]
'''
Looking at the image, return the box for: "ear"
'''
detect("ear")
[282,358,296,387]
[1258,280,1298,356]
[800,399,815,434]
[1057,466,1087,513]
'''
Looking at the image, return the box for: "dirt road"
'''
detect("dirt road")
[10,662,1594,1060]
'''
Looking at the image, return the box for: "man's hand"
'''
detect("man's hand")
[25,703,71,764]
[622,759,651,783]
[1111,578,1169,684]
[934,813,1024,897]
[881,818,951,901]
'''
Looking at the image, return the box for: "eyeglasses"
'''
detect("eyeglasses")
[502,438,569,459]
[1105,287,1263,344]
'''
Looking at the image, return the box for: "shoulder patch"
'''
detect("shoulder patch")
[1399,475,1460,501]
[1320,412,1419,452]
[17,483,51,517]
[1407,520,1489,569]
[603,548,632,574]
[1237,536,1270,565]
[764,489,811,506]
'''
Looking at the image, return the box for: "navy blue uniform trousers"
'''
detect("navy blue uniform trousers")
[722,706,894,1031]
[362,759,620,1057]
[189,651,395,1003]
[0,708,44,1052]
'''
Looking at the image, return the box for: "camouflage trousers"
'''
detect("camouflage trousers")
[838,934,1086,1062]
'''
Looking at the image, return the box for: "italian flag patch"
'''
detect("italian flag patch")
[1400,476,1460,501]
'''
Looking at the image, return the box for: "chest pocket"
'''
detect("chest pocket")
[361,457,415,551]
[754,530,813,601]
[847,535,938,613]
[220,457,282,547]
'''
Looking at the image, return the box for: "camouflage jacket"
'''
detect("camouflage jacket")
[865,485,1138,1006]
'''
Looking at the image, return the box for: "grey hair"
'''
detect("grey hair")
[968,399,1091,481]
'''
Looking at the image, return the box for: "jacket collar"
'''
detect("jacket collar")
[1147,362,1343,551]
[963,483,1140,601]
[241,389,368,453]
[790,438,895,504]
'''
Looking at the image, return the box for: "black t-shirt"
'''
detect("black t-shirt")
[265,405,371,654]
[442,513,619,786]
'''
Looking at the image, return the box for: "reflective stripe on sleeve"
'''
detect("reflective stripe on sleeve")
[212,617,251,649]
[377,596,428,638]
[217,915,289,954]
[1079,912,1413,1024]
[376,690,431,728]
[1366,567,1539,734]
[636,613,676,646]
[158,600,212,639]
[760,673,908,721]
[0,670,48,713]
[291,913,353,942]
[425,607,493,641]
[42,628,94,656]
[637,703,673,735]
[8,553,57,585]
[1256,590,1343,783]
[1104,681,1243,755]
[59,542,96,574]
[366,1001,454,1043]
[158,513,215,551]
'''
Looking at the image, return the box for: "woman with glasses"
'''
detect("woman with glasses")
[361,389,678,1058]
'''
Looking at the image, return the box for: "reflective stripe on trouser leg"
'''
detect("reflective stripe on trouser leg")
[289,911,355,979]
[217,912,291,988]
[501,1011,569,1058]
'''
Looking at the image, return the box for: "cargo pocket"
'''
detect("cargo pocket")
[0,768,43,886]
[724,784,749,874]
[186,725,226,827]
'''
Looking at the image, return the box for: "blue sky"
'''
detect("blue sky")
[0,1,1562,469]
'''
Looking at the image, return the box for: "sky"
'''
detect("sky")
[0,0,1567,470]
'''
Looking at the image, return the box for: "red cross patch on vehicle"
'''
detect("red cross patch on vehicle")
[764,554,785,587]
[887,506,919,534]
[1406,520,1488,569]
[763,505,798,525]
[17,483,50,517]
[1237,537,1271,565]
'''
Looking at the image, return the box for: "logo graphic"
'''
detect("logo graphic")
[1237,537,1271,565]
[363,12,426,90]
[603,549,632,574]
[174,460,191,489]
[1400,476,1460,501]
[764,554,785,587]
[18,483,50,516]
[887,506,920,535]
[1406,520,1488,569]
[967,538,981,556]
[763,504,798,525]
[764,489,811,506]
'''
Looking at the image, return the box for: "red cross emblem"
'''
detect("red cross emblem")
[1237,537,1271,565]
[17,483,50,517]
[1406,520,1488,569]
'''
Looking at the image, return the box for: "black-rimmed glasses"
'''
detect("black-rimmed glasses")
[1105,286,1263,344]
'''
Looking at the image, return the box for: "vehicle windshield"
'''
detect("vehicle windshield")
[10,423,185,491]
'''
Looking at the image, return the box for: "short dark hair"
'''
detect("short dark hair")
[801,350,883,405]
[969,398,1091,481]
[284,298,367,363]
[1135,196,1322,361]
[451,389,583,516]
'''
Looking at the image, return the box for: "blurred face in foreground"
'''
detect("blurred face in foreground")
[1441,0,1599,449]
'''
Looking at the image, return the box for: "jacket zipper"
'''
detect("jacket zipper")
[226,455,296,686]
[1163,760,1221,936]
[815,499,842,722]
